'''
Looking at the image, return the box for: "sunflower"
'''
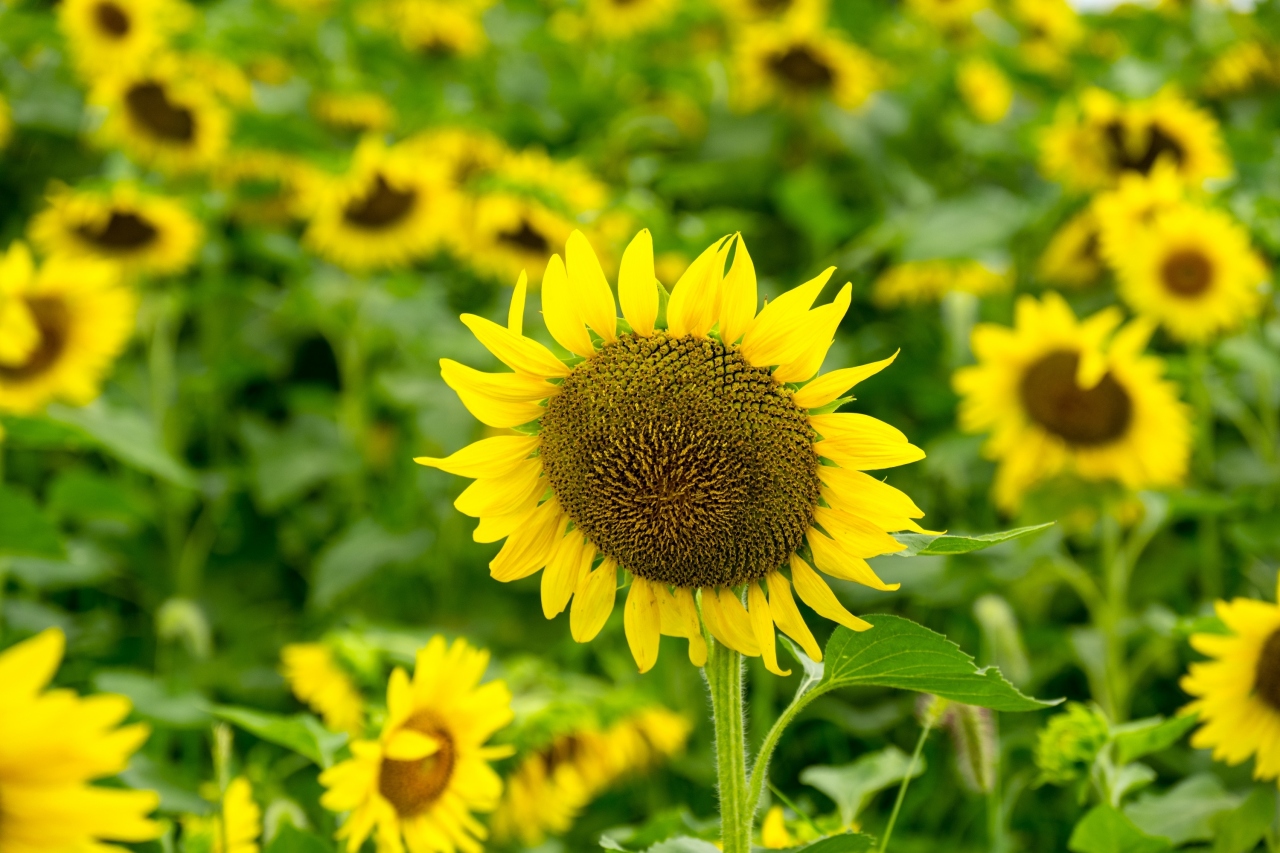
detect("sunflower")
[957,58,1013,124]
[181,776,262,853]
[281,643,366,735]
[0,628,161,851]
[585,0,678,39]
[312,91,396,133]
[1112,205,1267,344]
[58,0,190,79]
[1091,163,1186,268]
[0,94,12,151]
[494,148,610,216]
[1011,0,1082,73]
[91,54,231,175]
[1040,88,1230,192]
[906,0,988,31]
[1037,209,1103,289]
[463,193,579,286]
[0,242,136,416]
[379,0,494,56]
[953,292,1191,511]
[733,18,880,112]
[215,148,317,225]
[873,259,1010,307]
[302,137,459,272]
[319,635,514,853]
[716,0,826,26]
[1182,579,1280,781]
[1203,40,1280,98]
[29,182,203,278]
[418,229,927,675]
[406,128,509,191]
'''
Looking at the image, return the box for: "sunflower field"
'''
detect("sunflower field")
[2,0,1280,850]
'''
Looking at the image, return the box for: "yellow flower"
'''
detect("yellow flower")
[716,0,826,26]
[0,242,136,416]
[1203,40,1280,98]
[954,292,1191,511]
[585,0,678,39]
[404,127,509,190]
[312,92,397,133]
[319,636,514,853]
[1012,0,1082,73]
[30,182,203,278]
[0,628,161,850]
[1040,88,1230,192]
[281,643,366,736]
[1183,579,1280,781]
[181,776,263,853]
[761,805,796,849]
[873,259,1010,307]
[733,18,880,112]
[373,0,494,56]
[493,148,611,216]
[58,0,192,79]
[215,148,318,225]
[463,193,579,286]
[1090,163,1187,268]
[418,229,927,675]
[301,137,460,272]
[906,0,988,31]
[91,54,232,175]
[957,58,1013,124]
[1037,209,1103,289]
[0,95,11,151]
[1112,204,1268,344]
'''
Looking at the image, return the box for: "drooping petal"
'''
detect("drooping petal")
[508,271,527,335]
[489,499,567,582]
[738,268,835,367]
[441,358,557,405]
[748,582,790,676]
[454,459,544,518]
[570,557,617,642]
[813,506,906,558]
[811,413,926,470]
[618,229,658,336]
[818,466,927,527]
[701,587,761,656]
[461,314,570,378]
[541,254,595,357]
[765,570,822,661]
[773,284,853,384]
[541,528,587,618]
[789,553,872,633]
[625,577,663,673]
[793,350,900,410]
[656,586,708,666]
[718,235,757,345]
[472,496,539,543]
[667,237,730,338]
[807,528,900,591]
[566,230,616,344]
[415,435,540,479]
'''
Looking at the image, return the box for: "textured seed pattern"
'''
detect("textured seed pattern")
[1255,630,1280,712]
[540,332,820,588]
[1020,350,1133,447]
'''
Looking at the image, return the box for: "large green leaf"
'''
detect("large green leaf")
[48,402,196,488]
[310,519,432,608]
[1124,775,1240,847]
[800,747,922,826]
[1112,714,1198,766]
[1211,787,1276,853]
[213,706,347,768]
[820,616,1057,711]
[0,485,65,559]
[1069,806,1172,853]
[791,834,876,853]
[892,523,1054,556]
[267,823,336,853]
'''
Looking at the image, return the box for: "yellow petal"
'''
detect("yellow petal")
[667,237,730,338]
[490,499,567,582]
[541,254,595,357]
[415,435,540,479]
[792,350,900,410]
[748,582,790,676]
[0,627,64,698]
[811,413,925,471]
[625,577,662,673]
[813,506,906,558]
[657,585,707,666]
[618,229,658,336]
[765,570,822,662]
[718,235,757,345]
[772,284,852,384]
[807,528,900,591]
[817,466,926,524]
[790,553,872,633]
[566,230,616,344]
[701,587,761,656]
[453,459,544,517]
[739,268,835,367]
[472,496,539,543]
[384,729,442,761]
[542,529,588,618]
[508,271,527,335]
[570,557,618,642]
[461,314,570,378]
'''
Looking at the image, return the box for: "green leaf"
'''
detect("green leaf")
[820,616,1058,711]
[1069,805,1172,853]
[791,834,876,853]
[0,485,65,559]
[48,402,196,488]
[800,747,923,826]
[0,415,95,449]
[311,519,432,609]
[1124,775,1241,846]
[898,187,1030,260]
[1112,715,1199,766]
[892,523,1054,556]
[213,706,347,768]
[95,670,211,728]
[1212,786,1277,853]
[267,823,335,853]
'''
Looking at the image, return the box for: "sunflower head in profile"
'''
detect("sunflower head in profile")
[874,258,1010,307]
[92,54,231,175]
[30,183,203,278]
[0,628,161,850]
[1037,208,1104,289]
[733,18,880,112]
[954,292,1190,511]
[1112,204,1267,344]
[58,0,191,79]
[319,636,514,853]
[180,776,262,853]
[281,642,367,736]
[311,91,397,134]
[419,229,927,676]
[302,137,459,272]
[584,0,678,39]
[0,242,136,416]
[1183,579,1280,781]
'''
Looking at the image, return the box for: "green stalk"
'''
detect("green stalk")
[706,638,750,853]
[1098,505,1126,722]
[879,715,935,852]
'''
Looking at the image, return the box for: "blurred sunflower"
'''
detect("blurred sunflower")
[907,0,988,31]
[282,643,366,735]
[91,55,231,174]
[464,193,578,285]
[312,91,397,133]
[716,0,826,26]
[181,776,262,853]
[302,138,459,272]
[1112,205,1267,344]
[1091,164,1186,266]
[406,127,509,190]
[58,0,190,79]
[954,293,1190,511]
[1037,209,1103,288]
[0,242,136,416]
[215,149,316,225]
[383,0,493,56]
[585,0,678,38]
[0,95,11,150]
[1011,0,1082,73]
[873,259,1010,306]
[0,628,160,850]
[957,57,1013,124]
[30,183,203,278]
[1203,40,1280,98]
[761,805,799,848]
[733,18,880,111]
[495,148,610,216]
[1182,578,1280,781]
[419,230,927,675]
[319,636,514,853]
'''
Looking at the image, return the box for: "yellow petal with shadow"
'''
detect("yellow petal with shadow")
[454,459,544,518]
[461,314,570,378]
[739,267,835,367]
[566,230,616,344]
[718,234,757,346]
[542,254,595,357]
[793,350,900,410]
[415,434,540,479]
[618,229,658,337]
[773,283,852,384]
[813,506,906,558]
[571,558,618,642]
[625,577,662,673]
[667,236,729,338]
[701,587,761,656]
[765,571,822,661]
[490,499,566,582]
[790,553,872,633]
[541,529,589,618]
[807,528,900,591]
[748,581,790,676]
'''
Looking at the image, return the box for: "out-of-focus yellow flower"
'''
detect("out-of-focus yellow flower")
[733,17,880,111]
[761,805,796,849]
[281,643,366,736]
[312,91,397,133]
[406,126,509,190]
[0,242,136,416]
[215,148,318,225]
[247,55,293,86]
[495,148,611,216]
[58,0,192,79]
[1091,163,1186,267]
[30,182,203,279]
[0,94,11,151]
[957,57,1013,124]
[463,192,579,285]
[177,51,254,107]
[1038,209,1103,289]
[1203,40,1280,98]
[717,0,826,27]
[874,259,1011,306]
[1012,0,1082,74]
[907,0,988,31]
[0,628,161,850]
[585,0,678,39]
[370,0,494,56]
[181,776,263,853]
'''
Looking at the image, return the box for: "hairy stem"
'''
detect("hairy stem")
[706,638,750,853]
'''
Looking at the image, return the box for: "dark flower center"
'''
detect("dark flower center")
[1019,350,1133,446]
[1102,120,1185,176]
[95,1,131,37]
[125,82,196,143]
[1254,630,1280,712]
[1160,249,1213,297]
[0,298,72,382]
[540,332,820,589]
[75,210,159,251]
[342,175,417,229]
[497,220,550,254]
[768,46,835,90]
[378,713,456,818]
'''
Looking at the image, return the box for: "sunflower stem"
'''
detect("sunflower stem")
[879,714,934,852]
[706,637,751,853]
